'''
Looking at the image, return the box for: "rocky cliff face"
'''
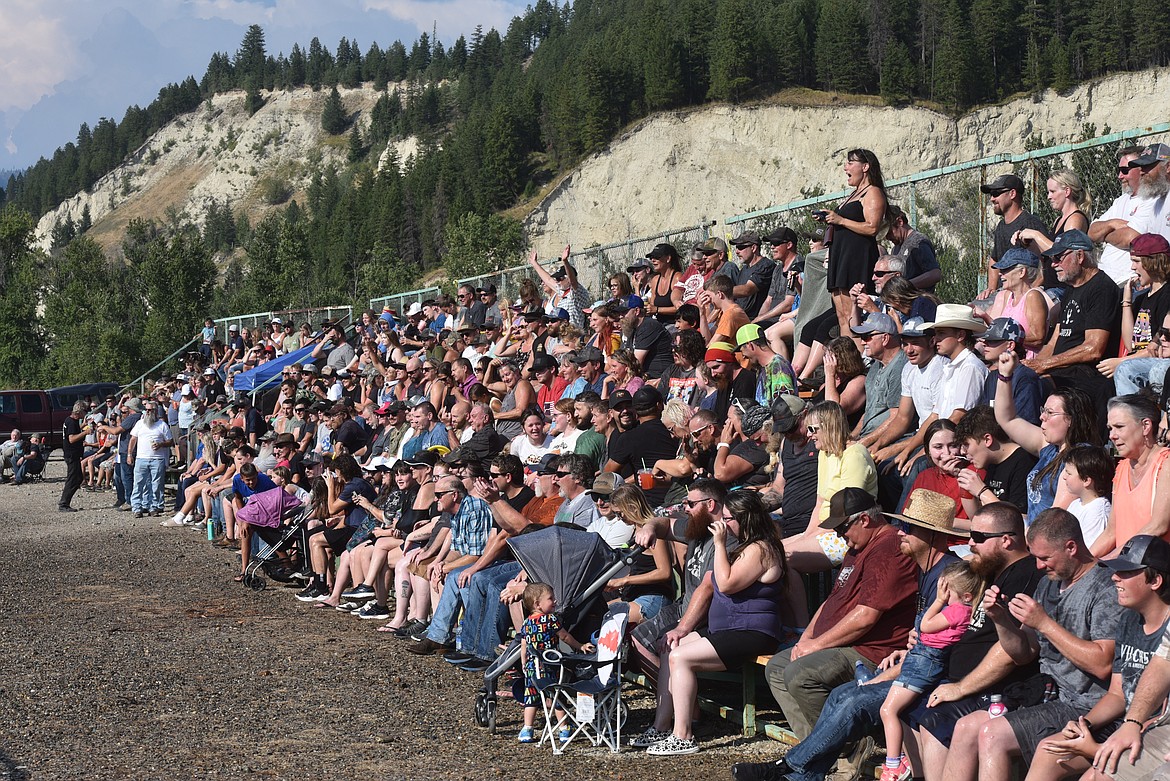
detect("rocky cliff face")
[34,84,416,252]
[523,68,1170,254]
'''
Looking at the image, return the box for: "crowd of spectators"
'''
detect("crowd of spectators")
[30,142,1170,775]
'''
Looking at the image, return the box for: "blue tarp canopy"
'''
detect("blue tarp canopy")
[233,344,317,393]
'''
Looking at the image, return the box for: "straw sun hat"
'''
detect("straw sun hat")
[887,489,968,538]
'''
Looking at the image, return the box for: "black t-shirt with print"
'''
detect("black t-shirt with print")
[984,447,1038,513]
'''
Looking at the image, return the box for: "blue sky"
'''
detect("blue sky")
[0,0,531,170]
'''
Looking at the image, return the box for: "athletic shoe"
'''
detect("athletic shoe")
[517,726,536,743]
[59,506,79,513]
[557,728,572,742]
[335,601,360,612]
[394,619,427,639]
[159,518,186,527]
[894,755,913,781]
[355,602,390,620]
[629,727,672,748]
[458,658,490,672]
[443,651,474,665]
[646,734,700,755]
[730,759,792,781]
[341,583,376,601]
[409,624,433,642]
[295,583,326,602]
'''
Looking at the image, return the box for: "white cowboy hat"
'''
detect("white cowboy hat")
[920,304,987,335]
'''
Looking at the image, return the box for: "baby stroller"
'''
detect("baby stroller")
[472,525,642,734]
[237,488,310,592]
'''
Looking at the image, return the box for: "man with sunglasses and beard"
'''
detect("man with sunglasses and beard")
[901,502,1045,781]
[627,480,733,678]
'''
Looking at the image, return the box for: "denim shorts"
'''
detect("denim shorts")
[632,593,671,621]
[894,644,948,694]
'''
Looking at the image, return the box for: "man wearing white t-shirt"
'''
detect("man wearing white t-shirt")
[127,400,174,518]
[1091,144,1170,283]
[1090,146,1145,283]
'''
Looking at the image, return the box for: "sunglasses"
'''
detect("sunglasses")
[969,529,1018,544]
[489,471,507,478]
[684,498,710,509]
[555,471,573,478]
[591,494,611,504]
[806,424,821,435]
[434,489,457,498]
[873,270,897,277]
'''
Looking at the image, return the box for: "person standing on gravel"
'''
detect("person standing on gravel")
[127,401,174,518]
[58,401,88,512]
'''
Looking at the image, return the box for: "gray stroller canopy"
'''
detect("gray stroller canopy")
[506,526,619,613]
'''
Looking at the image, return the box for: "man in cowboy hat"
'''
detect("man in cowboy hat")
[763,488,919,743]
[1029,229,1122,422]
[734,488,964,781]
[921,303,989,425]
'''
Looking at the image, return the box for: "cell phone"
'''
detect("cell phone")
[953,456,971,467]
[812,210,829,221]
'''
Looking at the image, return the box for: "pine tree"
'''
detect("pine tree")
[347,124,365,162]
[235,24,267,85]
[321,86,347,133]
[707,0,756,100]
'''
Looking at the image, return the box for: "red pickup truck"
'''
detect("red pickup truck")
[0,384,122,449]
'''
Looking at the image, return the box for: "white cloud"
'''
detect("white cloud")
[361,0,522,39]
[0,0,77,112]
[188,0,276,26]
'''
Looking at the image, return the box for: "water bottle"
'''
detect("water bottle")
[987,694,1008,718]
[854,660,873,684]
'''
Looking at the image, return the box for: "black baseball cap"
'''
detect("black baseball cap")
[1100,535,1170,573]
[819,487,880,530]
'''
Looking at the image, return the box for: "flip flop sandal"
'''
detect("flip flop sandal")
[232,574,246,583]
[376,623,403,633]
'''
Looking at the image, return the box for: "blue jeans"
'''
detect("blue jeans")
[785,679,894,781]
[132,459,166,512]
[117,459,134,506]
[1115,357,1170,396]
[13,458,41,483]
[462,562,522,661]
[426,564,473,646]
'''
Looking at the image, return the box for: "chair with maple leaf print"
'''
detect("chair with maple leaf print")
[538,601,630,754]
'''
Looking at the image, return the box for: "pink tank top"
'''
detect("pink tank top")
[997,289,1038,359]
[1113,447,1170,549]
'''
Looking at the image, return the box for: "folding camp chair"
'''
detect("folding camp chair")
[538,602,630,754]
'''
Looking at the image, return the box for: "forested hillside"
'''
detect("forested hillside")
[0,0,1166,388]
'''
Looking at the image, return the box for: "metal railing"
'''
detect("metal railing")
[213,306,352,342]
[456,222,713,303]
[370,286,443,316]
[118,335,200,396]
[724,122,1170,303]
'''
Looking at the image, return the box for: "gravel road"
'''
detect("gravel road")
[0,464,785,780]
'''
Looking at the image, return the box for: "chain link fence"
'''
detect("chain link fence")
[457,223,714,304]
[370,287,443,316]
[725,122,1170,304]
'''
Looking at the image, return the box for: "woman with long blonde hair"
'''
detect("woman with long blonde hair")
[606,484,675,625]
[1013,168,1091,253]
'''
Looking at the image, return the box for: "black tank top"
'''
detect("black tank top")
[652,272,678,324]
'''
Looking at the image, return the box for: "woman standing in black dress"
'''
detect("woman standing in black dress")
[822,149,888,336]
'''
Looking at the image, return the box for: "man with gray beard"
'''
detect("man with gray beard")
[127,400,174,518]
[1093,143,1170,256]
[1089,145,1147,282]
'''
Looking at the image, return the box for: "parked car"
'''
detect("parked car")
[0,383,122,449]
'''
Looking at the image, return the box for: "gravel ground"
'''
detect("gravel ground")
[0,463,788,780]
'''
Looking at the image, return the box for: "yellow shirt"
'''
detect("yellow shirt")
[812,442,878,524]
